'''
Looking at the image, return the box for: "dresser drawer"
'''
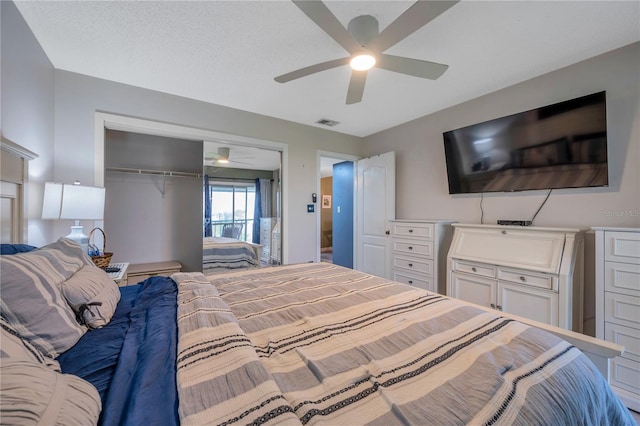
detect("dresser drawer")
[605,231,640,265]
[393,271,433,292]
[452,260,496,279]
[393,240,433,258]
[393,255,433,276]
[605,261,640,297]
[610,356,640,397]
[393,223,434,240]
[498,268,554,291]
[605,322,640,363]
[604,292,640,329]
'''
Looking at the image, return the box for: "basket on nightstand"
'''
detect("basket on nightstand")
[88,227,113,268]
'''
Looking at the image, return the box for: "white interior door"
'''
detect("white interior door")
[355,151,395,278]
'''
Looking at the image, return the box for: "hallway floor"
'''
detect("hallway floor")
[321,247,332,263]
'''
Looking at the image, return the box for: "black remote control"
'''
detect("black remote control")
[104,267,120,273]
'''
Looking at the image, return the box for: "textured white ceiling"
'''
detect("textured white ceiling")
[15,1,640,137]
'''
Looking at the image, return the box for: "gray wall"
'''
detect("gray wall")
[363,42,640,230]
[53,71,363,264]
[1,1,55,246]
[362,42,640,334]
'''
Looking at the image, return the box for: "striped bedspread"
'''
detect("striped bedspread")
[173,263,633,425]
[202,237,260,271]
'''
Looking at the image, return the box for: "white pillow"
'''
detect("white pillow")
[0,359,101,425]
[60,264,121,329]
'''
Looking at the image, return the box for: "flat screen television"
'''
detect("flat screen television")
[443,91,608,194]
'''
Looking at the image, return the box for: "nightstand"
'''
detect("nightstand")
[107,262,129,286]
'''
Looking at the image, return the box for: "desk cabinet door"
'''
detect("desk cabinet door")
[498,281,558,326]
[450,272,494,309]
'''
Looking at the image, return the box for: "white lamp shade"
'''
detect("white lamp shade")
[60,184,105,220]
[42,182,105,220]
[42,182,63,219]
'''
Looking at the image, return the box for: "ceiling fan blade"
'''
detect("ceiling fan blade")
[346,71,367,105]
[292,1,362,54]
[366,1,459,53]
[274,57,350,83]
[377,54,448,80]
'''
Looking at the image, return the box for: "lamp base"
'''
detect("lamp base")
[65,225,89,254]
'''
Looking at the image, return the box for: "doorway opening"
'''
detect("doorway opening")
[317,151,359,267]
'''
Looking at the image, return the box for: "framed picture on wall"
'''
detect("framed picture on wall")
[322,195,331,209]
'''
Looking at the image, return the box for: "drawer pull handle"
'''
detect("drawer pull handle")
[471,267,477,272]
[408,229,414,233]
[408,246,413,250]
[408,263,413,267]
[501,230,507,235]
[520,276,526,282]
[408,280,413,284]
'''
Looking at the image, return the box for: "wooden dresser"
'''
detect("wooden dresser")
[593,227,640,411]
[447,224,584,331]
[390,220,455,294]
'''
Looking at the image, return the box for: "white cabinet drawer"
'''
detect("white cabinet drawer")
[393,271,433,292]
[605,231,640,264]
[605,322,640,363]
[605,261,640,297]
[393,240,433,258]
[610,356,640,396]
[498,269,554,290]
[393,256,433,275]
[453,260,496,278]
[393,223,434,240]
[604,292,640,329]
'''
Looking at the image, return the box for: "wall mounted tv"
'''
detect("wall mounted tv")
[443,91,608,194]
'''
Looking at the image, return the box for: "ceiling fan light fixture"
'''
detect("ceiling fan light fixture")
[216,146,230,163]
[350,54,376,71]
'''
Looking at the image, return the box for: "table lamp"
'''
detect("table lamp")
[42,181,105,254]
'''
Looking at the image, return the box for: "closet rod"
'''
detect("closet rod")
[106,167,203,178]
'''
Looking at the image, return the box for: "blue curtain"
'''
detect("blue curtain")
[204,175,212,237]
[252,178,262,244]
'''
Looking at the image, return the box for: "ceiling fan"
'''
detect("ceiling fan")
[204,147,254,166]
[274,0,459,104]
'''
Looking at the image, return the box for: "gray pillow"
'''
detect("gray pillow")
[0,359,101,425]
[0,238,87,357]
[0,316,60,371]
[60,264,121,329]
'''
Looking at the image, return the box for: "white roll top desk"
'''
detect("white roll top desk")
[447,224,584,332]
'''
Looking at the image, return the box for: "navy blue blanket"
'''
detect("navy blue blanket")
[58,277,179,426]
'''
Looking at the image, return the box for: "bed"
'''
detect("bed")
[0,241,635,425]
[202,236,262,272]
